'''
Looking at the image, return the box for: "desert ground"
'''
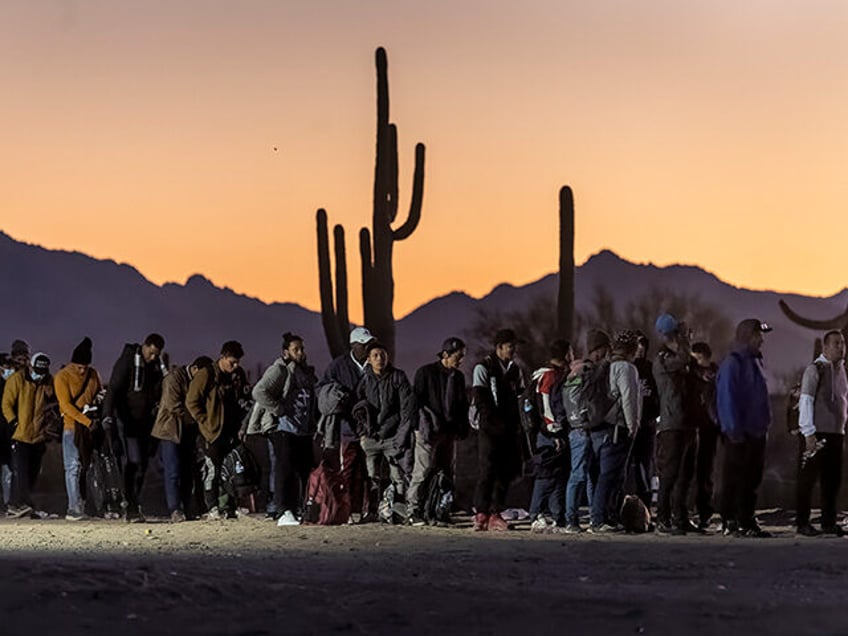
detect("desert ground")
[1,511,847,636]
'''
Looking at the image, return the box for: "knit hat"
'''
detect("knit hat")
[31,353,50,374]
[654,313,679,336]
[613,330,640,353]
[71,337,93,365]
[11,339,30,359]
[586,329,611,354]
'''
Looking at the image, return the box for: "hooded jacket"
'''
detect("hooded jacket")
[185,361,249,444]
[716,346,772,441]
[2,369,55,444]
[353,365,415,445]
[653,342,695,432]
[249,357,317,437]
[413,360,469,440]
[151,366,193,443]
[103,343,164,436]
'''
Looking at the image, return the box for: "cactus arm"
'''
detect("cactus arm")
[392,142,425,241]
[778,300,848,330]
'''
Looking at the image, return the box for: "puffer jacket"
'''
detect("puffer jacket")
[354,365,415,444]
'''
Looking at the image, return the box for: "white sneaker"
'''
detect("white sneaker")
[530,517,551,534]
[203,507,223,521]
[277,510,301,527]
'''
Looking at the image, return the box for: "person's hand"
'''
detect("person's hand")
[101,416,114,432]
[805,435,818,454]
[640,379,652,398]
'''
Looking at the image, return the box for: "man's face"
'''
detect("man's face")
[141,343,161,363]
[635,342,647,359]
[442,348,466,370]
[285,340,306,364]
[218,356,241,373]
[824,334,846,362]
[368,348,388,374]
[69,363,88,376]
[749,331,764,353]
[351,342,369,363]
[692,352,712,368]
[12,353,29,370]
[495,342,516,362]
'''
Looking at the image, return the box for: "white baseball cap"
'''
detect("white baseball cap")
[349,327,376,345]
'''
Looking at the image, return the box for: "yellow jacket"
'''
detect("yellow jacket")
[53,365,103,430]
[1,370,55,444]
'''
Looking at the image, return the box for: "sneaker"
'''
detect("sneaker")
[721,520,739,536]
[360,511,380,524]
[587,523,621,534]
[797,524,821,537]
[277,510,301,526]
[170,509,187,524]
[820,525,845,537]
[563,523,584,534]
[487,513,510,532]
[407,513,427,527]
[124,506,145,524]
[655,521,683,536]
[530,517,551,534]
[679,520,706,535]
[6,505,33,519]
[65,511,86,522]
[473,512,489,532]
[203,507,223,521]
[739,524,772,538]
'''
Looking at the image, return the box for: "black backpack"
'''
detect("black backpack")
[221,444,261,499]
[519,376,545,436]
[423,470,454,526]
[561,359,614,430]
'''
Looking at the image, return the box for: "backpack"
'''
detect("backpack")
[423,470,454,526]
[86,445,124,516]
[378,483,407,524]
[220,444,261,499]
[560,359,614,430]
[519,376,545,436]
[303,461,351,525]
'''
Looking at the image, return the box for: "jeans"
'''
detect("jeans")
[160,426,201,515]
[565,430,591,525]
[587,426,629,527]
[62,429,83,514]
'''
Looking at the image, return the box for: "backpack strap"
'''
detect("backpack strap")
[71,368,93,408]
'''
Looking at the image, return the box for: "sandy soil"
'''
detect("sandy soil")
[1,512,847,636]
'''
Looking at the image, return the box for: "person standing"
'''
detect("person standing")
[250,333,318,526]
[690,341,720,529]
[353,341,415,522]
[795,330,847,537]
[102,333,166,522]
[1,353,54,518]
[406,337,470,526]
[471,329,526,532]
[653,314,700,535]
[186,341,249,519]
[151,355,213,522]
[628,333,659,511]
[716,318,773,538]
[53,338,103,521]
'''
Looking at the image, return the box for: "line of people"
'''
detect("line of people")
[0,315,843,536]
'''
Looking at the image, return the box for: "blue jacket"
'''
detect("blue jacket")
[716,347,771,441]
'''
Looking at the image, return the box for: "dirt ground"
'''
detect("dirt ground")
[1,511,847,636]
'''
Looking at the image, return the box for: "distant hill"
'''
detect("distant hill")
[2,231,843,387]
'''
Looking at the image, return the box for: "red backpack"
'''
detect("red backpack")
[303,461,351,525]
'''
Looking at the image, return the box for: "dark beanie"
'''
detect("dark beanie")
[586,329,611,354]
[11,339,30,358]
[71,337,93,365]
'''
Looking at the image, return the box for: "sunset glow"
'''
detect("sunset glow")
[3,1,847,319]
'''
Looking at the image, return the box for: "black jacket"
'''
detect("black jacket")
[353,365,415,445]
[634,357,660,426]
[413,361,469,439]
[471,354,524,436]
[103,343,164,436]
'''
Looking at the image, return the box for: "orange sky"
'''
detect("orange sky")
[2,2,848,321]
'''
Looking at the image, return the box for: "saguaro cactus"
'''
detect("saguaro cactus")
[557,186,575,340]
[315,47,425,357]
[359,47,425,354]
[316,209,350,359]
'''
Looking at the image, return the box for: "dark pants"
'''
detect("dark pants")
[202,434,237,513]
[529,439,568,524]
[720,436,766,529]
[656,429,696,526]
[626,423,655,510]
[322,440,367,518]
[587,426,630,527]
[408,432,456,515]
[474,430,521,515]
[270,431,314,514]
[695,425,719,524]
[124,431,157,512]
[10,441,45,509]
[796,432,843,529]
[160,426,202,516]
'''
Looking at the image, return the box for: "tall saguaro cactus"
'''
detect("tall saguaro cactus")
[557,186,575,340]
[315,47,425,357]
[316,208,350,358]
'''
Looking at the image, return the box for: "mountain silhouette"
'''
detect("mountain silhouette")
[1,231,841,386]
